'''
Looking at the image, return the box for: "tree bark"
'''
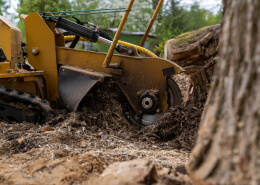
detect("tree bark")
[164,24,220,74]
[187,1,260,185]
[188,57,218,107]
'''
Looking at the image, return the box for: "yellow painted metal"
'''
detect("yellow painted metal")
[24,13,59,102]
[0,62,11,73]
[45,21,65,47]
[0,16,24,68]
[0,79,37,95]
[23,76,45,98]
[140,0,164,47]
[64,35,158,58]
[20,14,28,20]
[57,47,184,112]
[0,70,44,79]
[103,0,135,68]
[61,65,112,80]
[0,15,44,98]
[0,66,45,98]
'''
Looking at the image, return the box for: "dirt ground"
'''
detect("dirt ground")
[0,74,203,185]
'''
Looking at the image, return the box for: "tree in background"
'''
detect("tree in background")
[16,0,153,38]
[157,0,186,38]
[156,0,221,39]
[66,0,98,25]
[152,0,160,10]
[183,3,217,31]
[0,0,4,15]
[78,0,153,32]
[17,0,71,14]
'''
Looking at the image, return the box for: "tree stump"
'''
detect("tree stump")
[165,25,220,105]
[165,24,220,74]
[188,57,218,106]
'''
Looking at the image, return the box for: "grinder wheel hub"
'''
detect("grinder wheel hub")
[141,97,154,110]
[123,77,182,126]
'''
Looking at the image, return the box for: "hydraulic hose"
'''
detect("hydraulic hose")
[64,35,158,58]
[117,40,158,58]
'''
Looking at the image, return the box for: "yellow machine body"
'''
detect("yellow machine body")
[0,16,24,67]
[0,0,184,124]
[22,13,183,112]
[0,16,45,97]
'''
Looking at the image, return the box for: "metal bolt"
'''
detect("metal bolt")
[31,49,36,54]
[31,47,39,55]
[142,97,153,109]
[6,69,12,73]
[128,49,133,54]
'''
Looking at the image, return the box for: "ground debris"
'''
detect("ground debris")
[101,159,158,185]
[0,77,200,185]
[157,174,191,185]
[140,105,203,151]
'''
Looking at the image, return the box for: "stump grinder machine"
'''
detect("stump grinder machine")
[0,0,183,125]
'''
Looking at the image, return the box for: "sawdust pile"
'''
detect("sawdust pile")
[77,82,139,133]
[138,73,203,150]
[140,105,203,150]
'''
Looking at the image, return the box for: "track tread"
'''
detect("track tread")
[0,86,54,123]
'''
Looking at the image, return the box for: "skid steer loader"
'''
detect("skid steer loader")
[0,0,183,125]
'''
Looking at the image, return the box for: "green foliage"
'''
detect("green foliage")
[154,38,168,58]
[0,0,9,16]
[156,1,222,40]
[74,0,153,32]
[183,3,216,31]
[70,0,99,24]
[214,8,222,24]
[17,0,71,14]
[0,0,4,15]
[17,0,72,40]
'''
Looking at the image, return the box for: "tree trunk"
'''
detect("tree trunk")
[187,1,260,185]
[152,0,160,10]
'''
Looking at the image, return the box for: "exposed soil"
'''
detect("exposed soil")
[0,75,202,185]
